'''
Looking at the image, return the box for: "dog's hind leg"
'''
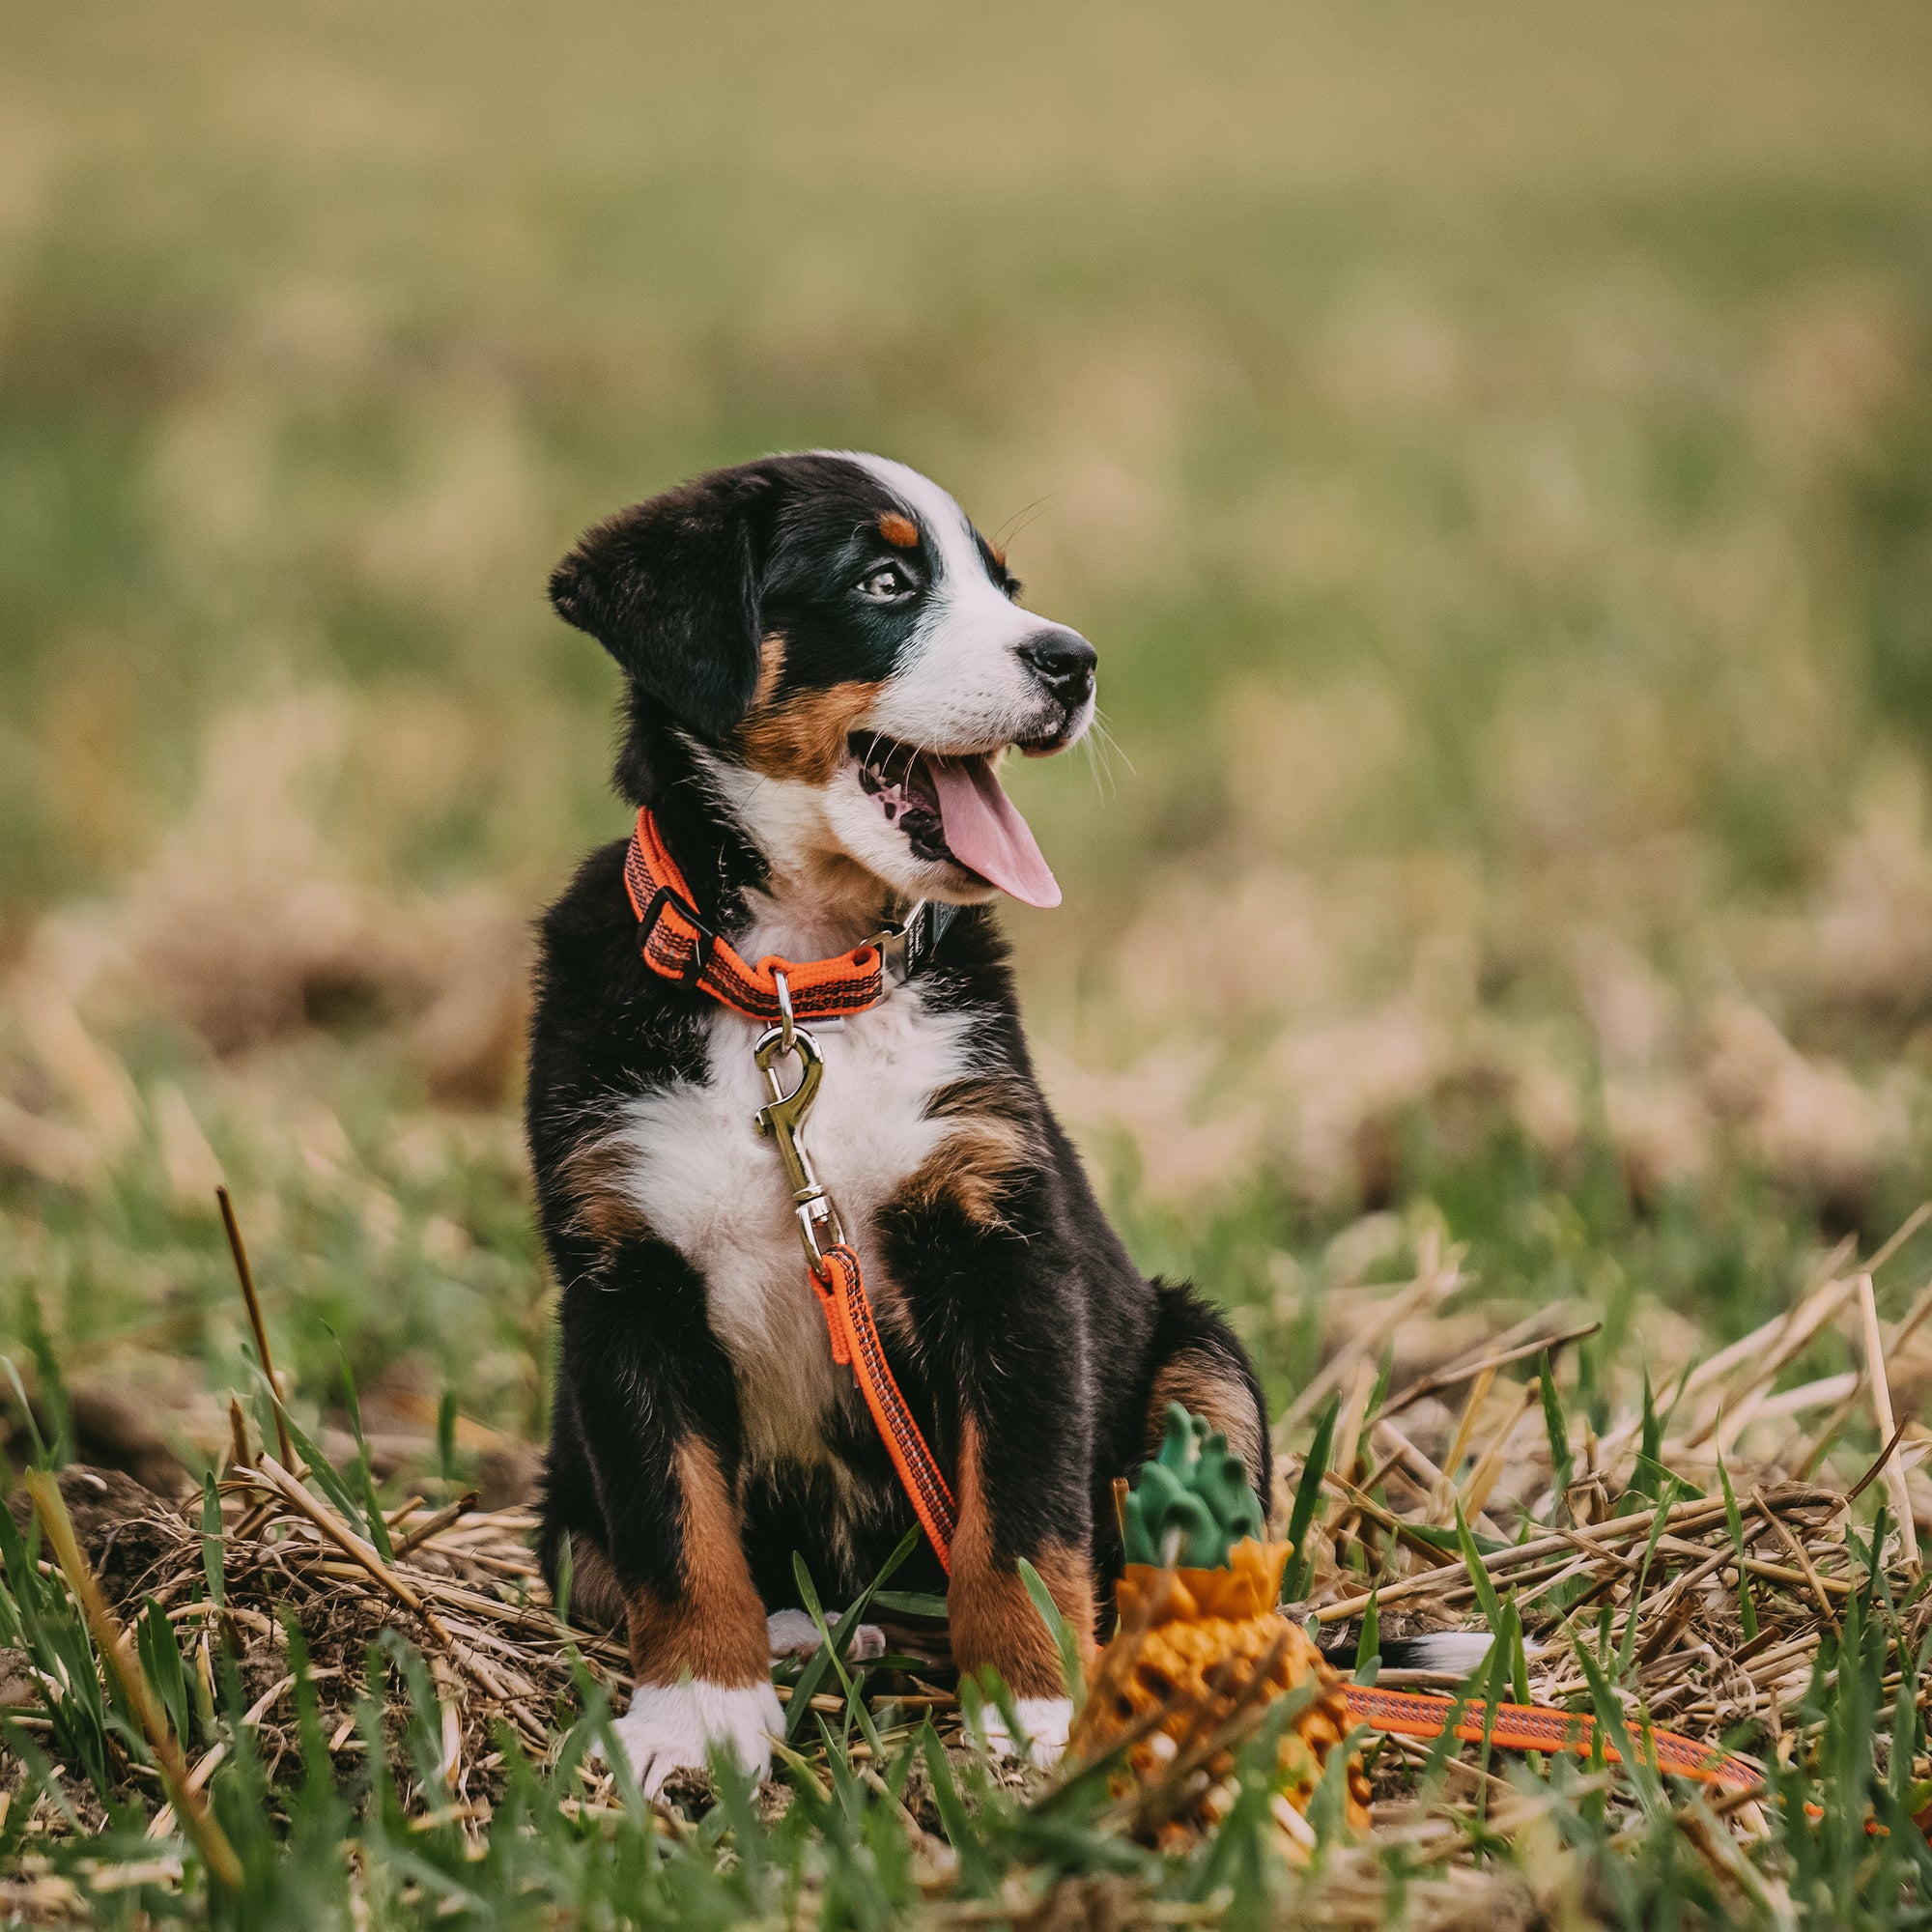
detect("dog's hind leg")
[1139,1280,1272,1505]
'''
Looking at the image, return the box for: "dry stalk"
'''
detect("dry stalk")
[1383,1318,1600,1421]
[1858,1271,1918,1567]
[216,1184,296,1472]
[1751,1488,1840,1633]
[1274,1228,1461,1441]
[25,1472,243,1891]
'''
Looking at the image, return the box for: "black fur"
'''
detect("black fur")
[550,466,776,741]
[531,454,1269,1645]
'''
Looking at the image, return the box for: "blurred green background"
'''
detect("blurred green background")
[5,2,1932,1458]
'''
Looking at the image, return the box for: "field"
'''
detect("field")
[6,2,1932,1923]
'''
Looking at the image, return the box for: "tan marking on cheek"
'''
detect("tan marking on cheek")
[739,680,885,784]
[626,1437,769,1688]
[557,1138,651,1247]
[1147,1358,1266,1493]
[879,512,919,550]
[949,1417,1096,1696]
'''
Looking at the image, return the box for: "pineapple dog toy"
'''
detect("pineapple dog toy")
[1074,1414,1768,1846]
[1069,1404,1370,1856]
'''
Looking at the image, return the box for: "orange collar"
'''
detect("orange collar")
[621,809,956,1023]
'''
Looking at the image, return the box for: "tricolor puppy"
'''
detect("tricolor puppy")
[530,452,1268,1794]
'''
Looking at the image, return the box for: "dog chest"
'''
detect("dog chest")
[610,988,973,1467]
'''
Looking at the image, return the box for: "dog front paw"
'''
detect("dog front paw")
[976,1694,1073,1768]
[608,1679,783,1797]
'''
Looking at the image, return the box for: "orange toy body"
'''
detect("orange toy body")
[1071,1540,1370,1856]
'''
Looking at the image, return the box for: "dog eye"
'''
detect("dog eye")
[858,564,912,602]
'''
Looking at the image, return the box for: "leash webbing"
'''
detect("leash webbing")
[623,810,958,1572]
[1340,1684,1761,1790]
[813,1245,957,1569]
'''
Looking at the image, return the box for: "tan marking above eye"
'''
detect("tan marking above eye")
[879,512,919,549]
[739,680,885,784]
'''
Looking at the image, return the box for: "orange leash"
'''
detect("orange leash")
[623,810,959,1572]
[1341,1683,1762,1791]
[812,1246,957,1571]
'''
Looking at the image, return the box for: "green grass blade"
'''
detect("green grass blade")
[1573,1636,1662,1817]
[1,1355,52,1469]
[1280,1393,1338,1602]
[18,1295,72,1469]
[1017,1556,1085,1709]
[1538,1351,1574,1503]
[869,1588,947,1617]
[1617,1476,1677,1679]
[785,1528,918,1745]
[199,1473,226,1612]
[920,1719,992,1895]
[330,1331,393,1561]
[1715,1450,1757,1642]
[1454,1501,1505,1632]
[137,1596,190,1747]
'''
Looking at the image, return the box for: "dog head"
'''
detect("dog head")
[550,453,1094,910]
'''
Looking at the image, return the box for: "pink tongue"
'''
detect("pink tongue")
[927,755,1062,909]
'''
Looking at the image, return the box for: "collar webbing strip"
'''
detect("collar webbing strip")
[622,809,892,1022]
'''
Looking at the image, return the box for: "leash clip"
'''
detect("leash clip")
[753,1022,844,1277]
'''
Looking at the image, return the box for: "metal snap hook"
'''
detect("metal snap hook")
[753,1022,843,1274]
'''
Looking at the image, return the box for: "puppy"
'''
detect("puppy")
[529,452,1269,1793]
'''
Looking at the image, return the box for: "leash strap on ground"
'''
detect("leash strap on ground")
[812,1243,958,1572]
[1341,1683,1761,1791]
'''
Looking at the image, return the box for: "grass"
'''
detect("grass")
[7,1220,1932,1927]
[7,0,1932,1920]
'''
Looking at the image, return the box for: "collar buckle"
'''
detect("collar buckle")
[867,901,958,991]
[639,883,718,987]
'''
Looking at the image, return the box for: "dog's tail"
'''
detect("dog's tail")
[1319,1629,1545,1677]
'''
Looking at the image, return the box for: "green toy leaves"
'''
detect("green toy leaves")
[1121,1403,1265,1569]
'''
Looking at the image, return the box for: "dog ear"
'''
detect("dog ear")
[549,469,775,739]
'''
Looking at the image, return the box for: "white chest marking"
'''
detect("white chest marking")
[611,987,975,1472]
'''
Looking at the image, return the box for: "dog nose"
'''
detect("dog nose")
[1016,628,1096,707]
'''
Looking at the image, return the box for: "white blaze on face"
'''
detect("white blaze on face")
[832,453,1063,753]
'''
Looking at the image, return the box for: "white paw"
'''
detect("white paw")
[767,1607,886,1662]
[976,1694,1073,1767]
[606,1679,783,1797]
